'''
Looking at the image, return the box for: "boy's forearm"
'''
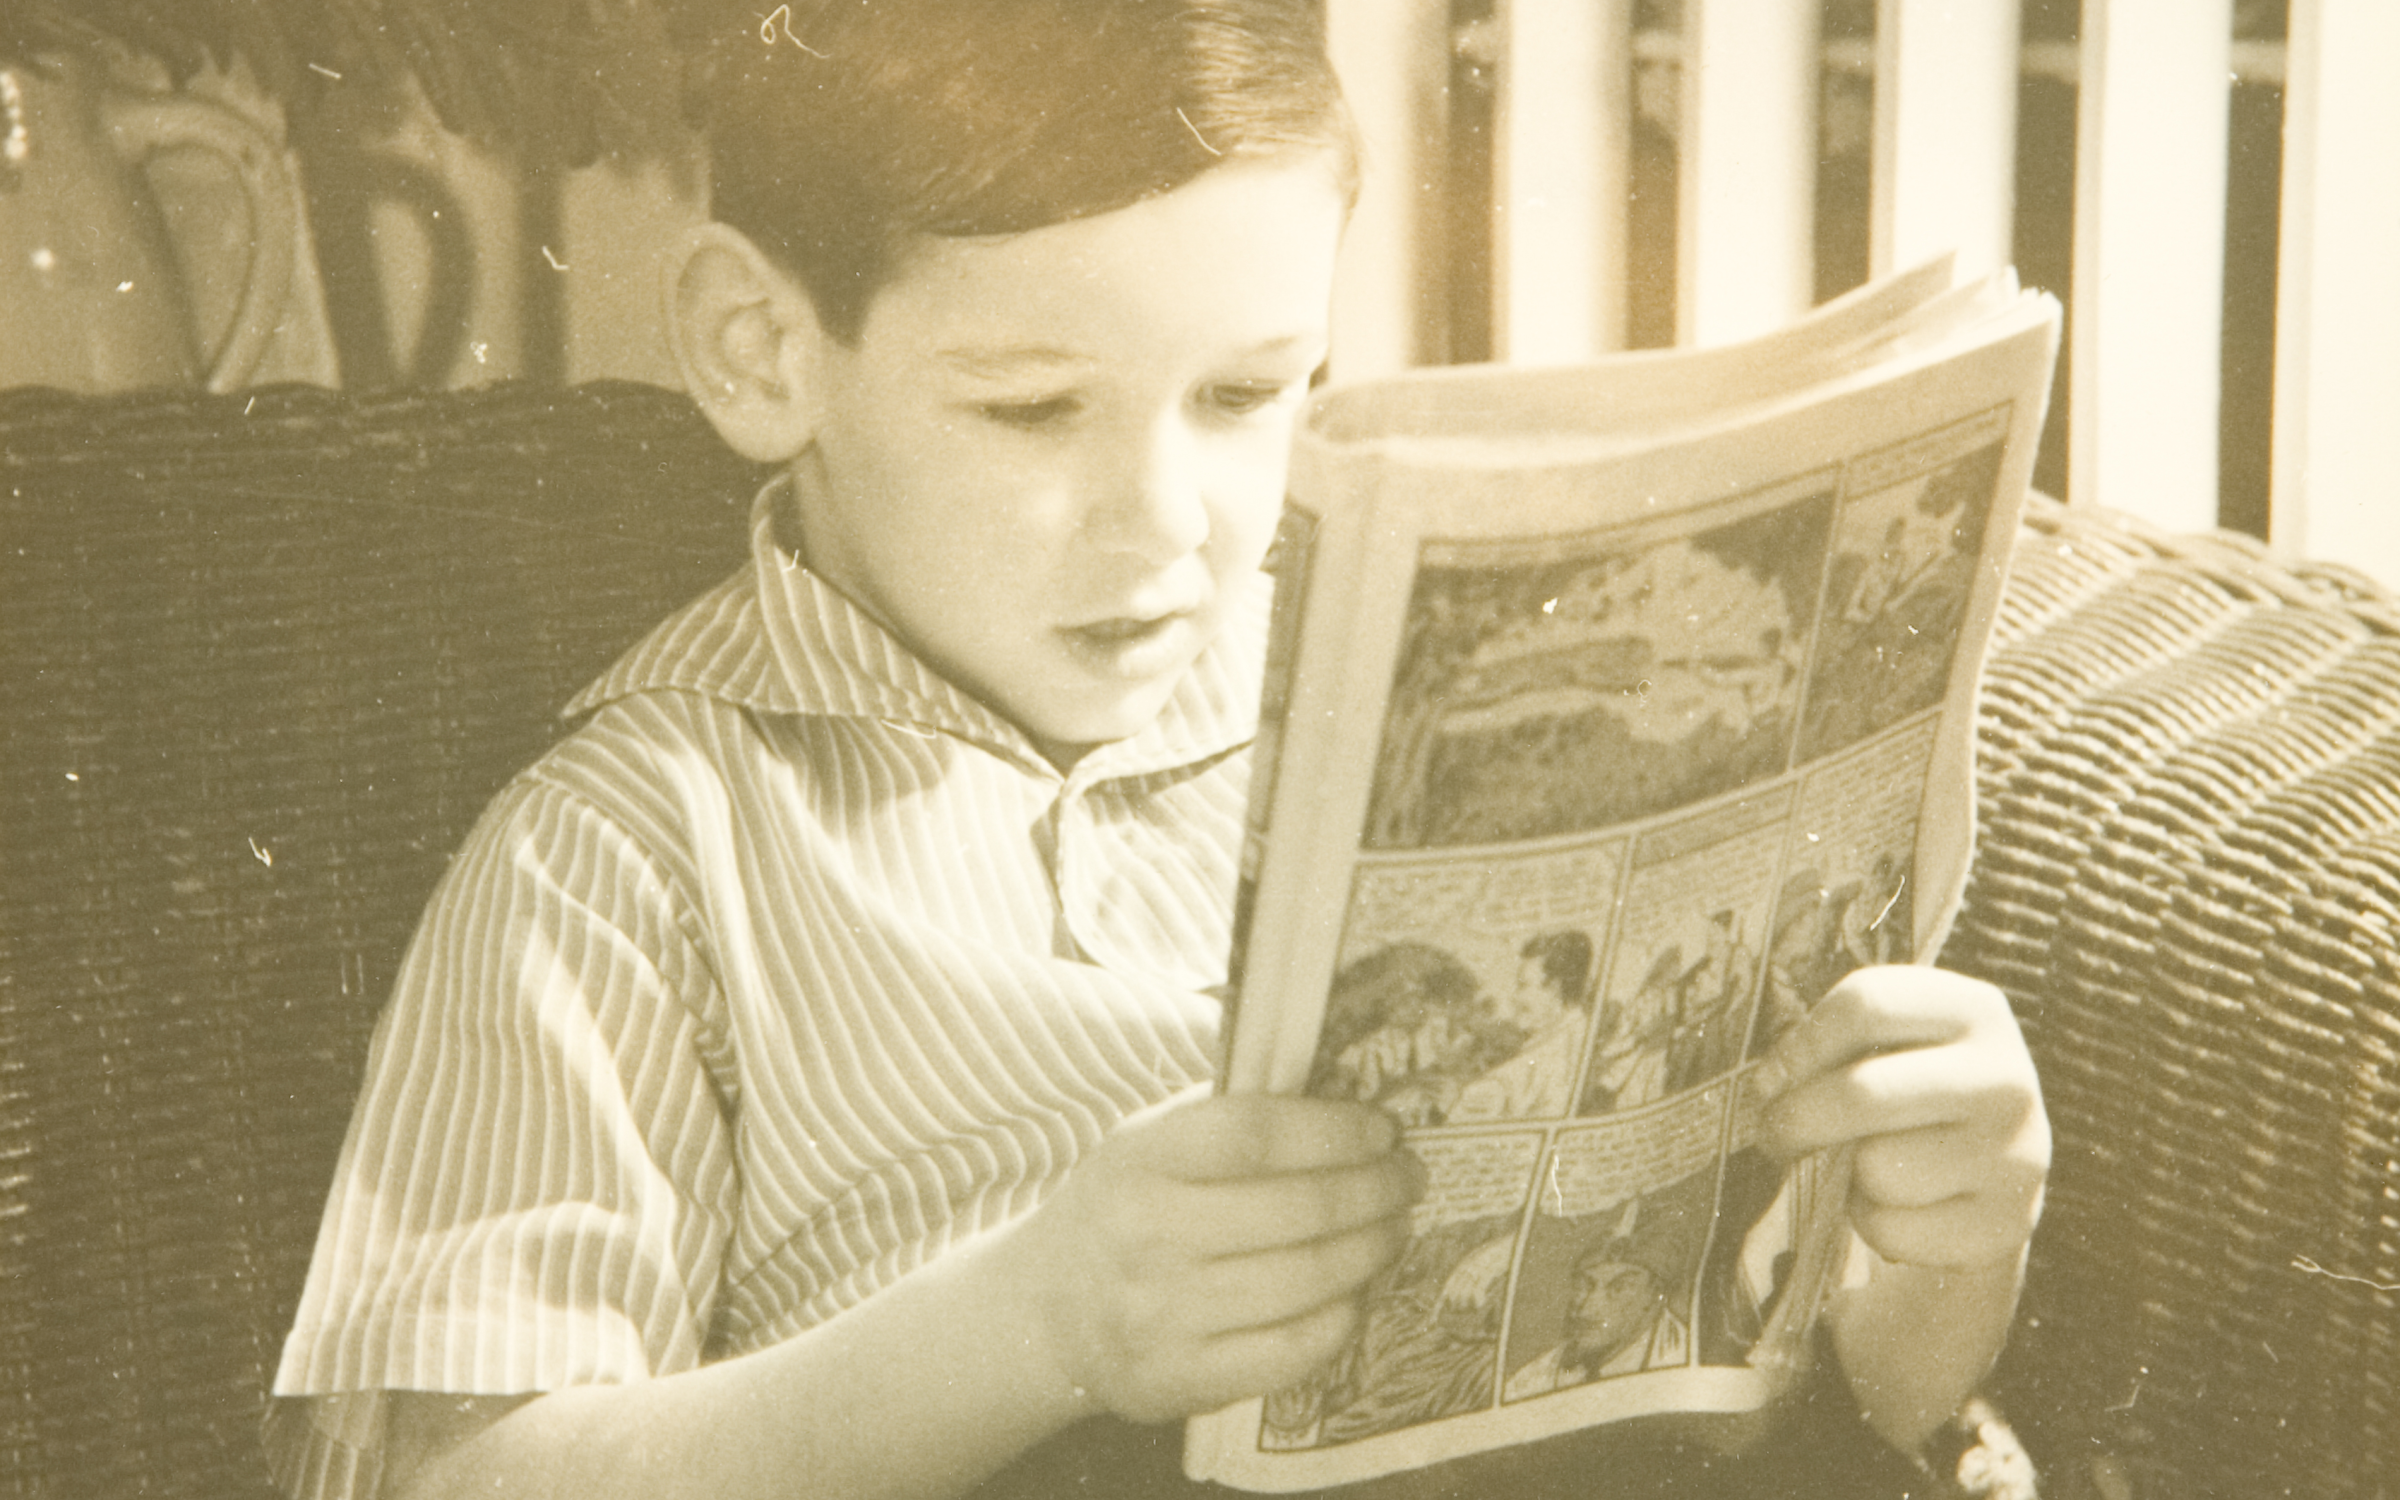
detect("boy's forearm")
[1825,1239,2027,1457]
[396,1229,1090,1500]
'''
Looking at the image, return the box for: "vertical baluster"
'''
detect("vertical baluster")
[1493,0,1633,362]
[1873,0,2021,279]
[1325,0,1455,377]
[1679,0,1817,346]
[2069,0,2230,527]
[2271,0,2400,573]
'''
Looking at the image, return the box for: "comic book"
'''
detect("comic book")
[1184,260,2061,1491]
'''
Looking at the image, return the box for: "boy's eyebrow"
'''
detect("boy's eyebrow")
[1240,333,1333,362]
[935,345,1095,378]
[936,333,1328,379]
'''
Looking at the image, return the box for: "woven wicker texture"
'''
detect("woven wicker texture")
[1952,501,2400,1500]
[2,383,2394,1499]
[1,382,762,1500]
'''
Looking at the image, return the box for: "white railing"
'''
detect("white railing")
[2068,0,2231,536]
[1325,0,2400,579]
[2273,0,2400,575]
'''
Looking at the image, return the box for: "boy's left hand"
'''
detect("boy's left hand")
[1751,966,2050,1271]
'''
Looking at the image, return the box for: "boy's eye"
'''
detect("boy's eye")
[979,396,1081,429]
[1203,381,1301,418]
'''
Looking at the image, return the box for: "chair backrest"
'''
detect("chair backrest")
[0,381,761,1499]
[1321,0,2400,577]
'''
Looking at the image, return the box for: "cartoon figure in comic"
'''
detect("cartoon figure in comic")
[1304,1223,1518,1444]
[1800,443,2001,758]
[1502,1197,1696,1399]
[1662,909,1760,1094]
[1308,941,1516,1127]
[1448,930,1598,1123]
[1762,849,1914,1040]
[1579,909,1760,1114]
[1579,945,1681,1114]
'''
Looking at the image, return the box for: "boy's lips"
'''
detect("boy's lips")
[1058,607,1202,675]
[1070,613,1181,643]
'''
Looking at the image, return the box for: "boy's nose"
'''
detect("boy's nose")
[1086,418,1210,564]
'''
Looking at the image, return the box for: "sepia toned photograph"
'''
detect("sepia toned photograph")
[6,2,2396,1499]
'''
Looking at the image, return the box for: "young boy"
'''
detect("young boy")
[266,4,2049,1497]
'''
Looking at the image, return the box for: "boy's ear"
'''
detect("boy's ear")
[665,224,826,463]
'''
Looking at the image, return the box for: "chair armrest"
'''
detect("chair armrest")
[1944,493,2400,1500]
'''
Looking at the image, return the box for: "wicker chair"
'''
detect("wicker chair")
[1948,504,2400,1500]
[3,383,2394,1499]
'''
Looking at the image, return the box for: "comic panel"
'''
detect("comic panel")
[1311,841,1628,1127]
[1362,487,1836,850]
[1696,1082,1802,1367]
[1797,413,2008,762]
[1760,721,1935,1049]
[1576,796,1790,1117]
[1263,1132,1547,1449]
[1499,1111,1730,1400]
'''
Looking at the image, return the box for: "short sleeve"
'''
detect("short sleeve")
[264,773,738,1499]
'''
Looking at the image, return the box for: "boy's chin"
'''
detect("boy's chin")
[1016,686,1181,765]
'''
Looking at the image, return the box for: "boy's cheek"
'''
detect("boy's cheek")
[1216,481,1294,570]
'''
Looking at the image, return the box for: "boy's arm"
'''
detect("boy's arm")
[1750,967,2051,1456]
[385,1222,1100,1500]
[385,1093,1421,1500]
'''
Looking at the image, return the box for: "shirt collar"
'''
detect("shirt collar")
[567,478,1267,780]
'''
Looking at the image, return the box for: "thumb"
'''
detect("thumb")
[1756,967,1971,1102]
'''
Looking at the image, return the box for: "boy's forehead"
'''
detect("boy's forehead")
[855,160,1346,356]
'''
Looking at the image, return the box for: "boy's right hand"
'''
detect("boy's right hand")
[988,1091,1423,1425]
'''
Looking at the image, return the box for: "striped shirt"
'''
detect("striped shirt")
[265,481,1266,1499]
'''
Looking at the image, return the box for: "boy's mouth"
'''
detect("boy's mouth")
[1070,614,1178,644]
[1059,609,1199,674]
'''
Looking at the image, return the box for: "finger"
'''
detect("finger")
[1763,1041,1993,1156]
[1750,967,1989,1105]
[1849,1121,1997,1210]
[1849,1185,2042,1270]
[1189,1214,1411,1333]
[1176,1153,1426,1258]
[1129,1092,1404,1180]
[1186,1298,1367,1414]
[1101,1295,1367,1425]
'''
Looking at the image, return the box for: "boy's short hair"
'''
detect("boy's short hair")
[682,0,1359,342]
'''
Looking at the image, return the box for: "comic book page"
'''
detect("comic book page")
[1188,269,2060,1491]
